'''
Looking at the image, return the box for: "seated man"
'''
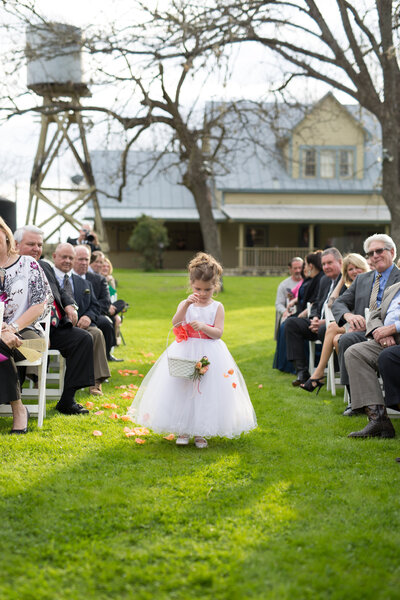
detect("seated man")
[274,256,303,339]
[52,243,111,397]
[72,245,122,362]
[286,247,343,385]
[345,280,400,438]
[14,225,94,415]
[332,233,400,414]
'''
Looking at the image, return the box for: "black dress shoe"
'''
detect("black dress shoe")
[10,407,30,434]
[56,402,89,415]
[107,355,123,362]
[342,406,365,417]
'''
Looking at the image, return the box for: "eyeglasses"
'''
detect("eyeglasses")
[365,247,389,259]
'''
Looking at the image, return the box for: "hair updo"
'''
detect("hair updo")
[188,252,223,292]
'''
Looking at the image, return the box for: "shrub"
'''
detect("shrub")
[128,215,169,271]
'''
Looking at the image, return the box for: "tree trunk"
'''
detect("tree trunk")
[380,118,400,251]
[182,148,222,263]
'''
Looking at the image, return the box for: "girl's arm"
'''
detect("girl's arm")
[172,294,198,326]
[190,303,224,339]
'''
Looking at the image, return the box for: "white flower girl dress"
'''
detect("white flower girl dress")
[128,301,257,438]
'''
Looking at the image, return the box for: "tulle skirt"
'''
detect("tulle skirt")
[128,338,257,438]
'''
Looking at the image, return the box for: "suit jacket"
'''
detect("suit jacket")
[71,274,100,324]
[85,272,111,315]
[310,273,343,319]
[39,259,76,328]
[366,281,400,344]
[331,264,400,326]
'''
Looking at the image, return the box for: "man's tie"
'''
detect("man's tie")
[63,274,74,297]
[369,273,382,311]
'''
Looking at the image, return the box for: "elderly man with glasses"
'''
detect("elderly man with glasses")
[331,234,400,415]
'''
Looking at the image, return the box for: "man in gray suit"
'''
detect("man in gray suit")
[344,280,400,438]
[331,234,400,413]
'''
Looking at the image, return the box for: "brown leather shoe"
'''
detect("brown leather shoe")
[348,405,395,438]
[89,383,103,396]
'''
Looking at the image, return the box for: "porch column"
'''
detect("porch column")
[384,224,390,235]
[308,224,314,251]
[238,223,244,269]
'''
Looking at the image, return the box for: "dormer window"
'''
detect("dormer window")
[302,146,354,179]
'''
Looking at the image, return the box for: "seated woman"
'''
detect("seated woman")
[0,217,51,433]
[300,252,370,393]
[101,257,128,345]
[273,250,323,373]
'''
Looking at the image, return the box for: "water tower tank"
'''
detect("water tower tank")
[26,23,90,96]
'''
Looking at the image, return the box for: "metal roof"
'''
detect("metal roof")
[221,203,390,223]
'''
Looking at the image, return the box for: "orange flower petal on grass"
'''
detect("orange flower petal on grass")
[258,384,263,389]
[102,403,111,409]
[121,415,132,422]
[123,426,132,433]
[163,433,175,441]
[232,383,237,389]
[120,391,135,399]
[85,401,95,409]
[135,438,146,444]
[228,369,234,375]
[138,374,144,378]
[125,431,136,437]
[110,403,119,409]
[132,427,150,436]
[110,412,119,420]
[94,410,104,416]
[92,430,103,436]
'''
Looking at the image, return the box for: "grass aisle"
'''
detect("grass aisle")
[1,273,399,600]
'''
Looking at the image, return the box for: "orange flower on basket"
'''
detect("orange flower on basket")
[223,373,229,378]
[173,325,188,343]
[232,382,237,389]
[135,438,146,444]
[92,430,102,436]
[228,369,234,375]
[164,433,175,441]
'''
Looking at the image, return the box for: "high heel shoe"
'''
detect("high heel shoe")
[300,378,325,395]
[10,406,30,434]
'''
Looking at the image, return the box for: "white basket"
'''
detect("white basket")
[168,355,197,379]
[166,322,200,379]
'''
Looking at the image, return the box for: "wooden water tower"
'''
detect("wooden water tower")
[25,22,108,248]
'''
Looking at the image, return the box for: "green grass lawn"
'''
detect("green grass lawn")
[1,272,400,600]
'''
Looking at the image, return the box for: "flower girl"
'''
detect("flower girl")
[128,252,257,448]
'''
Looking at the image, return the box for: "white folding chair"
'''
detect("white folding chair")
[0,312,51,428]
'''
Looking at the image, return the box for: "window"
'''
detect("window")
[301,147,354,179]
[320,150,335,178]
[339,150,353,178]
[304,149,316,177]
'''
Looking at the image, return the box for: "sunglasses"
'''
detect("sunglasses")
[365,247,389,259]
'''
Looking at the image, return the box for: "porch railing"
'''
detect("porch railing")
[237,247,312,271]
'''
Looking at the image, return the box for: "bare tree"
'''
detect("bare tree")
[161,0,400,245]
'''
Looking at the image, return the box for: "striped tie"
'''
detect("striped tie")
[369,273,382,311]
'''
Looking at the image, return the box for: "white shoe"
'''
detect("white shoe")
[176,435,190,446]
[194,436,208,449]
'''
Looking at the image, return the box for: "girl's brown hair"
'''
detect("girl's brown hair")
[188,252,223,292]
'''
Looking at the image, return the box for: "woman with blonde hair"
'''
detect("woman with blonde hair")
[0,217,51,432]
[300,252,369,393]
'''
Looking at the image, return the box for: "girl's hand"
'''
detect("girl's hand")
[187,293,199,304]
[190,320,204,332]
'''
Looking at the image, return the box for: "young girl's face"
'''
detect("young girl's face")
[190,279,215,305]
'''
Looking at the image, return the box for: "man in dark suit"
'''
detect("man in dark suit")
[286,247,343,385]
[51,243,111,397]
[14,226,93,415]
[331,234,400,413]
[72,245,122,362]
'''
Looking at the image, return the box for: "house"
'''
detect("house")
[87,93,388,271]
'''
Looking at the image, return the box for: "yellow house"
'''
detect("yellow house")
[89,93,388,270]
